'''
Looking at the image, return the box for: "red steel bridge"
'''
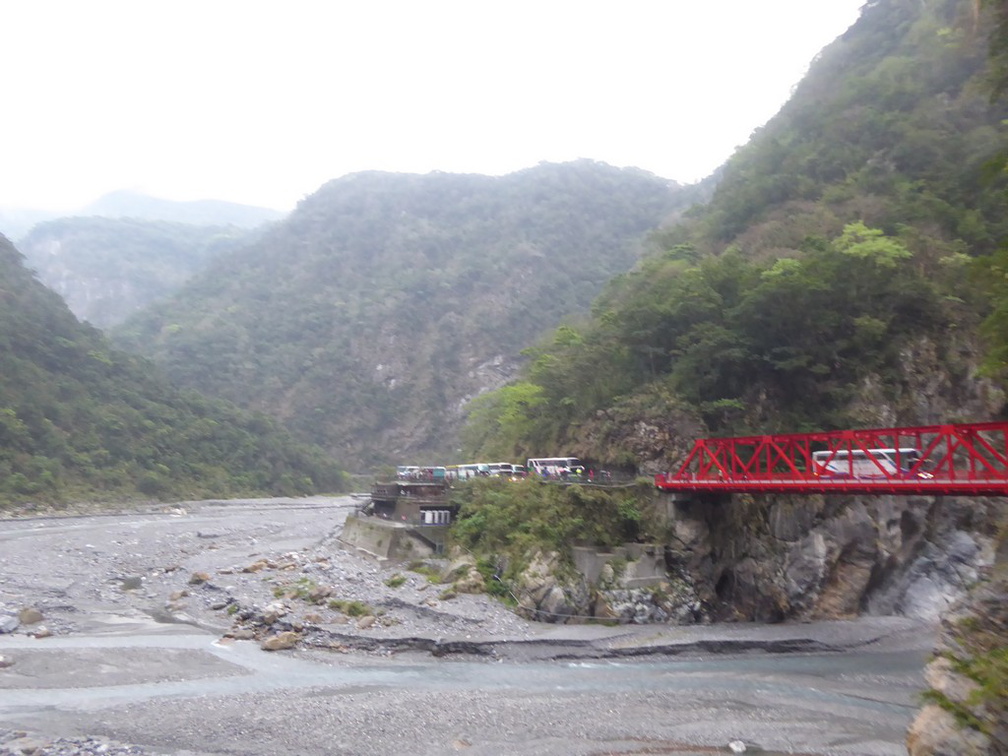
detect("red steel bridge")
[654,421,1008,496]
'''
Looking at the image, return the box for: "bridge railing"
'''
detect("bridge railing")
[654,421,1008,496]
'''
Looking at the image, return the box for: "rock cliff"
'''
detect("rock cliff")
[666,492,1001,624]
[906,530,1007,755]
[511,491,1003,631]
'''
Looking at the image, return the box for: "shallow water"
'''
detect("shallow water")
[0,631,924,755]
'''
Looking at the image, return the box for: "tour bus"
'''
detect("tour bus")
[811,448,932,478]
[526,456,584,477]
[396,465,445,480]
[448,463,491,480]
[487,462,527,479]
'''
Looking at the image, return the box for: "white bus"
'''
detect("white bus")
[526,457,584,477]
[812,447,931,478]
[447,463,491,480]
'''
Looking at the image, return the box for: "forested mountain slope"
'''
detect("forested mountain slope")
[19,217,258,328]
[463,0,1008,470]
[0,235,344,508]
[113,161,686,469]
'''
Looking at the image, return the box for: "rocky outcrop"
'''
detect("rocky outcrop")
[492,490,1001,629]
[907,541,1007,755]
[573,385,706,477]
[661,493,1003,623]
[514,552,592,622]
[511,549,705,625]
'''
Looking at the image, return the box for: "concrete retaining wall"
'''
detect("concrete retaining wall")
[572,544,666,588]
[338,513,448,564]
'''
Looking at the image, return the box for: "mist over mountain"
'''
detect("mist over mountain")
[82,190,284,228]
[18,217,261,329]
[1,190,282,244]
[7,191,284,330]
[113,161,688,469]
[0,207,60,241]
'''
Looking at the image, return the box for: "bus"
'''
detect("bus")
[448,463,491,480]
[812,448,932,479]
[526,457,583,477]
[487,462,527,479]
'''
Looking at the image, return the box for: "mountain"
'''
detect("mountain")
[462,0,1008,471]
[112,161,689,469]
[82,190,284,228]
[0,234,345,509]
[18,217,261,329]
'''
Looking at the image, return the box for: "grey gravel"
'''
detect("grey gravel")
[0,497,932,755]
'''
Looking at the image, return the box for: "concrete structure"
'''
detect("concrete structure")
[339,513,450,564]
[572,543,667,588]
[338,479,457,563]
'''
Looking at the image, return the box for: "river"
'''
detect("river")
[0,499,929,755]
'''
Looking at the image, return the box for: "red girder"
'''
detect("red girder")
[654,421,1008,496]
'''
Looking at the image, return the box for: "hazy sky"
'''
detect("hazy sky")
[3,1,865,212]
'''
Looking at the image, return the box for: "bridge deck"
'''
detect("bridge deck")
[654,476,1008,496]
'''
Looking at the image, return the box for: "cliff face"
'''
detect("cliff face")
[635,325,1006,622]
[666,493,1002,624]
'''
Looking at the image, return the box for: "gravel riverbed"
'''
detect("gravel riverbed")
[0,497,933,755]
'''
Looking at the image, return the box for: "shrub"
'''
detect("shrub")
[384,573,407,588]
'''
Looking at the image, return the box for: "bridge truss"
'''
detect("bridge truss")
[654,421,1008,496]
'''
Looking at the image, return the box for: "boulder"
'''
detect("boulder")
[454,569,486,594]
[260,631,299,651]
[18,607,43,625]
[906,704,991,755]
[261,602,288,624]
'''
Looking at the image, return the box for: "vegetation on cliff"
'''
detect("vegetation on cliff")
[907,3,1008,750]
[449,477,660,596]
[463,0,1008,468]
[0,235,345,509]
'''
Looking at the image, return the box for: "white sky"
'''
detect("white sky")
[2,1,865,213]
